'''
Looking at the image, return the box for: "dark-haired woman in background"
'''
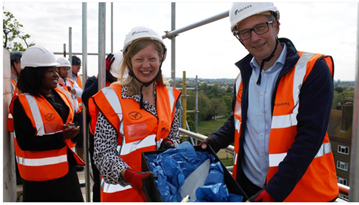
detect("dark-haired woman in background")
[10,45,84,202]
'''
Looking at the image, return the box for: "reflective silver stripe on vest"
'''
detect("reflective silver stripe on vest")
[102,87,123,131]
[167,87,176,112]
[233,152,238,165]
[101,178,132,193]
[234,75,242,140]
[269,142,332,167]
[25,94,45,136]
[16,155,67,166]
[235,74,241,95]
[58,86,76,112]
[120,134,157,156]
[271,52,315,129]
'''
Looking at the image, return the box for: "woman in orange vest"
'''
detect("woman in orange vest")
[10,45,84,202]
[89,26,181,202]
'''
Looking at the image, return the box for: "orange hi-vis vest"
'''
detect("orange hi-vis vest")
[88,79,111,135]
[58,78,80,113]
[8,78,19,132]
[89,84,180,202]
[10,87,85,181]
[75,75,83,111]
[233,52,337,202]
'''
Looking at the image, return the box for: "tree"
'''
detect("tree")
[209,98,227,120]
[3,10,35,51]
[334,86,344,93]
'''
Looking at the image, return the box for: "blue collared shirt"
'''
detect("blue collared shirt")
[242,43,287,188]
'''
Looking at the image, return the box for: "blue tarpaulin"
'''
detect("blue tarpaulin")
[145,142,243,202]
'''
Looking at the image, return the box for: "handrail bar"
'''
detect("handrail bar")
[179,127,234,152]
[178,128,350,196]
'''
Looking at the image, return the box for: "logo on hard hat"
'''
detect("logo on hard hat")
[132,31,149,36]
[234,5,252,15]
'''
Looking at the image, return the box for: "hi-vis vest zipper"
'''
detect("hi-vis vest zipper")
[10,87,84,181]
[89,84,180,202]
[233,51,338,202]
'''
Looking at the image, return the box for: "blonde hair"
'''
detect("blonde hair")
[114,39,168,96]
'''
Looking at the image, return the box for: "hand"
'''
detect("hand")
[106,53,115,71]
[200,137,219,153]
[62,123,80,140]
[123,169,158,202]
[247,189,275,202]
[66,86,72,92]
[159,139,175,150]
[69,88,76,95]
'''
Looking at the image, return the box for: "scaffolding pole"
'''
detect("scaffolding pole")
[82,2,90,202]
[349,2,359,202]
[111,2,113,53]
[171,2,176,87]
[162,10,228,39]
[68,27,72,77]
[98,3,106,89]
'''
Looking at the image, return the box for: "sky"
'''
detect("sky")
[3,1,359,81]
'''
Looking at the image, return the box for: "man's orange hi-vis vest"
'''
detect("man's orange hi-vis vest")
[10,87,85,181]
[59,78,81,113]
[89,84,180,202]
[233,52,338,202]
[75,76,83,111]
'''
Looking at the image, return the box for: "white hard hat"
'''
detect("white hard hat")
[109,51,124,78]
[56,57,71,67]
[230,2,279,31]
[21,45,59,69]
[122,26,166,59]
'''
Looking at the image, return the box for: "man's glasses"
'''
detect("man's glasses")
[233,21,274,41]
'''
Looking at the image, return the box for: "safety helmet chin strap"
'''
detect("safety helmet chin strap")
[128,47,166,109]
[256,37,279,85]
[11,62,20,77]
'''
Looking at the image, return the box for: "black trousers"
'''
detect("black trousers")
[241,173,262,199]
[89,133,101,202]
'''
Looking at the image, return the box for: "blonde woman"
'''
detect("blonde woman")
[89,26,181,202]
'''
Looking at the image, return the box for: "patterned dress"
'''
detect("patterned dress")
[93,85,180,185]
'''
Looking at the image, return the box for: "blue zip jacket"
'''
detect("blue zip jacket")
[209,38,334,201]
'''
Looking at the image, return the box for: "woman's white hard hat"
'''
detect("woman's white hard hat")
[122,26,166,60]
[229,2,278,31]
[21,45,59,69]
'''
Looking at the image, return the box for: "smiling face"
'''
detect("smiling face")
[43,66,59,90]
[238,14,279,61]
[130,43,161,84]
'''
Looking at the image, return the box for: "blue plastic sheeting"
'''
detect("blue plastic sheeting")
[145,142,243,202]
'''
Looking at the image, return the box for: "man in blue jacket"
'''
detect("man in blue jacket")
[201,2,338,202]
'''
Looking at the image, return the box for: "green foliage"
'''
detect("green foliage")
[333,89,355,108]
[210,98,227,120]
[3,11,35,51]
[223,95,232,113]
[334,86,344,93]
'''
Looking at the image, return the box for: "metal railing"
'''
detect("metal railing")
[178,128,350,197]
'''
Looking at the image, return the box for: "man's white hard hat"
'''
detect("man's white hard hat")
[229,2,279,31]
